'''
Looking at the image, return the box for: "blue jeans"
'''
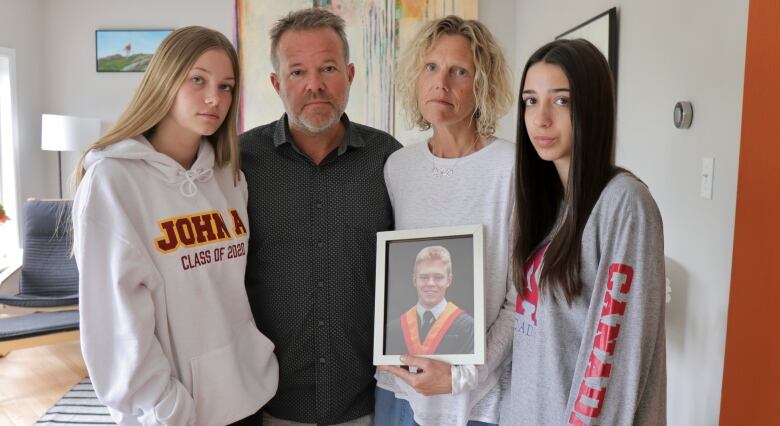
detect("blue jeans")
[374,387,497,426]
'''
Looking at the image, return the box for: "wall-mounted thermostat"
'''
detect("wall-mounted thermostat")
[674,101,693,129]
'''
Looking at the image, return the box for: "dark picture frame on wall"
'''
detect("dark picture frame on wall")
[373,225,485,366]
[556,7,618,83]
[95,29,173,72]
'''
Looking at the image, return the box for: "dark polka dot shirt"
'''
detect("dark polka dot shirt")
[240,114,401,424]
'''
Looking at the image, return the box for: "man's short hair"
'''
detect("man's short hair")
[414,246,453,276]
[269,7,350,72]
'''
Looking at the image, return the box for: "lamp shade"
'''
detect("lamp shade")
[41,114,101,152]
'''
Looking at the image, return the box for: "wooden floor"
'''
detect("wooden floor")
[0,341,86,426]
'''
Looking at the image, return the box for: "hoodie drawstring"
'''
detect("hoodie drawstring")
[178,168,214,197]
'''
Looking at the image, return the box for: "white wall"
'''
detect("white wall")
[515,1,748,425]
[478,0,518,142]
[39,0,233,196]
[40,0,233,122]
[1,0,232,202]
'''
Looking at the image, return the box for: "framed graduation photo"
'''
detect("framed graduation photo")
[373,224,485,366]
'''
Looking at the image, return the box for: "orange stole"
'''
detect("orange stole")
[400,302,464,355]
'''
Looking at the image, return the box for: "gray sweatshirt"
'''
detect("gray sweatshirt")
[501,173,666,426]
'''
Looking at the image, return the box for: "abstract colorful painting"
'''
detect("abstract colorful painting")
[235,0,312,131]
[235,0,477,137]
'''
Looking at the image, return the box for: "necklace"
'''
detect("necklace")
[429,134,481,178]
[431,159,454,177]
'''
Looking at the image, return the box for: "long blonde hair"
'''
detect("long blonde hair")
[72,26,242,189]
[396,16,512,136]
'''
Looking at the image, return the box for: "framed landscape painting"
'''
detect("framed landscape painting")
[96,29,173,72]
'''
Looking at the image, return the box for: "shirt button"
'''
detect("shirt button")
[318,320,325,326]
[317,241,324,248]
[319,357,326,364]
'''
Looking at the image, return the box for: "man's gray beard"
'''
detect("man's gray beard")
[289,110,342,134]
[288,88,350,135]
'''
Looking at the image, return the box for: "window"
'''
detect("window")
[0,47,20,264]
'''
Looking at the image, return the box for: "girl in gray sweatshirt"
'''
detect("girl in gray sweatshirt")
[502,38,666,426]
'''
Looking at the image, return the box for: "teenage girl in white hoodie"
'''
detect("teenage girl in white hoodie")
[71,26,278,426]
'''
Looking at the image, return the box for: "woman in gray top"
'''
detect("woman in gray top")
[376,15,516,426]
[504,39,666,425]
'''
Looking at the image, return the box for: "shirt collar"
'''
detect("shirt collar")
[273,113,366,156]
[417,298,448,320]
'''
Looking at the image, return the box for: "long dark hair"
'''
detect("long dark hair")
[513,38,619,304]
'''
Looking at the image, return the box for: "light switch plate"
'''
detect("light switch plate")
[701,157,714,200]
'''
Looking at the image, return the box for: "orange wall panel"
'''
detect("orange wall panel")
[720,0,780,423]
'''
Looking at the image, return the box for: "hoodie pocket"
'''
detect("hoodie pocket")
[190,320,279,426]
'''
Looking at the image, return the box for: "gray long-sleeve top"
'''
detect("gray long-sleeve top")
[502,172,667,426]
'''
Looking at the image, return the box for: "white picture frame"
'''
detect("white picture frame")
[373,224,485,366]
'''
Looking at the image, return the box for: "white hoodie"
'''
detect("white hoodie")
[73,136,278,426]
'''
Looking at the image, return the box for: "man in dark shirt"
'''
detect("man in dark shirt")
[239,7,402,426]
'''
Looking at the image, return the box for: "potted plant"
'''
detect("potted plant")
[0,202,8,224]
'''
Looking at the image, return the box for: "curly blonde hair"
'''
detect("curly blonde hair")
[396,15,512,136]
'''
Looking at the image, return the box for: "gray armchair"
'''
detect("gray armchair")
[0,199,79,356]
